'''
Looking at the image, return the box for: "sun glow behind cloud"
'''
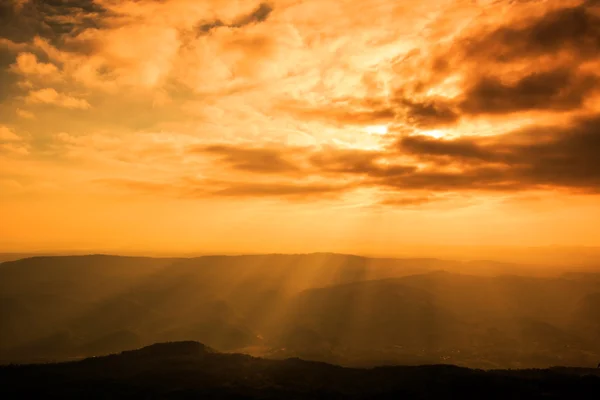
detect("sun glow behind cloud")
[418,129,446,139]
[364,125,388,136]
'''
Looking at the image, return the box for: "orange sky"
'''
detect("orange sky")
[1,0,600,255]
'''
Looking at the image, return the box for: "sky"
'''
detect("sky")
[1,0,600,256]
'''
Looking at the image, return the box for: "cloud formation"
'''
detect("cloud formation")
[2,0,600,208]
[198,144,302,174]
[26,88,90,109]
[10,52,59,78]
[184,110,600,197]
[197,2,274,34]
[0,124,29,155]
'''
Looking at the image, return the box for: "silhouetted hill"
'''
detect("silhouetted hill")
[119,341,215,358]
[1,341,599,399]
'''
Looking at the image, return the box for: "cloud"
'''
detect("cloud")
[462,3,600,63]
[15,108,35,119]
[0,125,29,155]
[444,2,600,117]
[0,125,21,142]
[211,181,348,199]
[282,2,600,130]
[399,97,460,127]
[378,195,440,207]
[26,88,90,109]
[3,0,600,211]
[197,2,274,34]
[196,144,302,174]
[394,114,600,192]
[0,0,108,44]
[309,147,416,178]
[175,111,600,196]
[399,135,492,162]
[233,2,273,27]
[10,52,60,78]
[459,68,599,115]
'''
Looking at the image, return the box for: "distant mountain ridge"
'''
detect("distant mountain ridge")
[1,254,599,368]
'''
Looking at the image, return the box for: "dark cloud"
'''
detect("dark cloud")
[398,97,459,126]
[0,0,108,45]
[460,69,599,115]
[196,144,415,179]
[0,1,45,44]
[299,63,598,126]
[196,144,301,174]
[464,3,600,63]
[212,181,348,199]
[187,112,600,196]
[334,3,600,128]
[233,3,273,27]
[95,111,600,204]
[379,196,438,207]
[0,0,109,97]
[196,20,226,34]
[280,95,459,128]
[377,167,522,191]
[296,3,600,127]
[399,135,492,162]
[310,148,382,174]
[197,2,273,35]
[447,4,600,115]
[310,148,416,178]
[393,115,600,192]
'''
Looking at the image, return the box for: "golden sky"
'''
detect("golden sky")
[1,0,600,255]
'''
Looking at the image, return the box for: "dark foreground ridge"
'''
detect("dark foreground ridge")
[1,341,600,399]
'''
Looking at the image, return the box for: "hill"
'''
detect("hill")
[1,341,599,399]
[275,271,600,367]
[1,254,600,368]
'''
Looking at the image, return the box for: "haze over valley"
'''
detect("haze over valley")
[2,253,599,370]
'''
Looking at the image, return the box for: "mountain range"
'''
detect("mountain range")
[1,254,599,368]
